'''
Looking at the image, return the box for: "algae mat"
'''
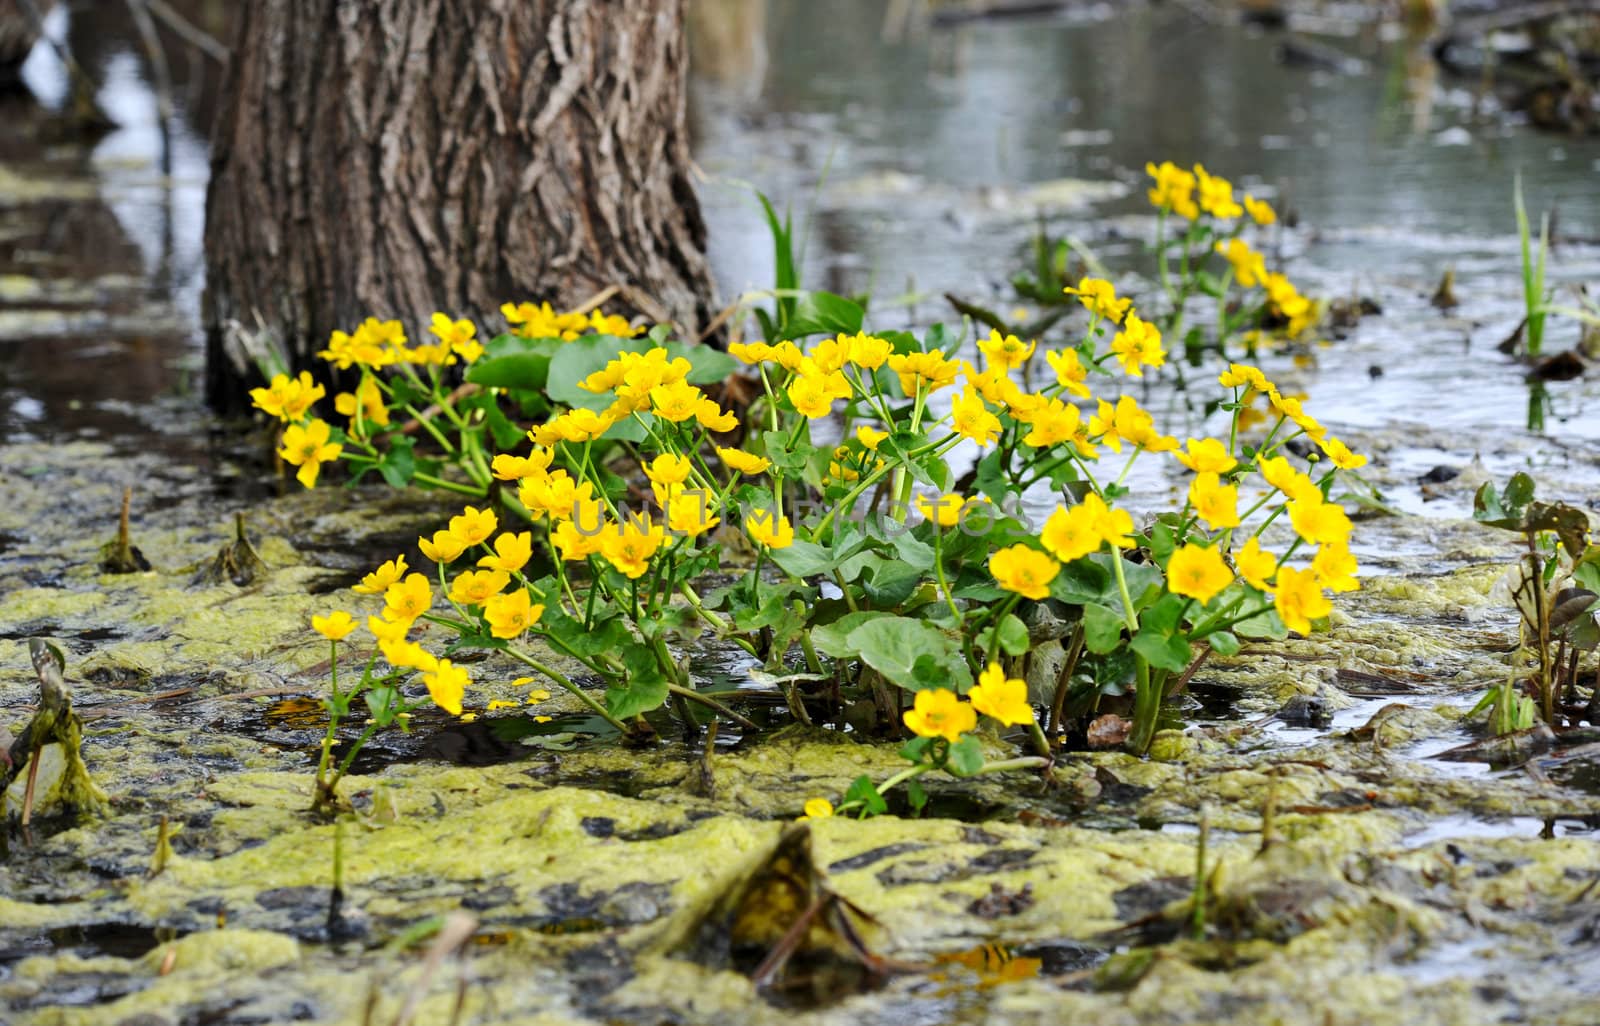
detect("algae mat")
[3,441,1600,1026]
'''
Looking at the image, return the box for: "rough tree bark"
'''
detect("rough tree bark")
[202,0,717,411]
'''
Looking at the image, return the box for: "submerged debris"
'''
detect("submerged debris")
[191,511,269,587]
[2,639,107,824]
[98,486,151,574]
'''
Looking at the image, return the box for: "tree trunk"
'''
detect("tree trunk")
[202,0,717,412]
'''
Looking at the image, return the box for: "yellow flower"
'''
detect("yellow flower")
[651,379,704,422]
[1063,277,1131,323]
[1040,502,1100,563]
[449,506,498,547]
[422,659,470,716]
[1234,537,1277,590]
[367,614,409,645]
[694,398,739,433]
[381,639,438,674]
[977,329,1036,371]
[800,798,835,820]
[1194,164,1243,219]
[252,370,328,423]
[552,518,604,561]
[903,688,977,743]
[491,452,549,481]
[666,490,719,538]
[600,514,666,579]
[1274,565,1332,636]
[1214,238,1266,288]
[1146,160,1199,220]
[1166,544,1234,604]
[855,425,888,450]
[1022,399,1082,448]
[1267,389,1325,440]
[806,338,850,375]
[950,389,1002,446]
[333,376,389,433]
[1188,472,1241,530]
[1085,492,1136,550]
[1044,347,1092,397]
[717,446,771,475]
[1174,437,1238,474]
[970,664,1034,726]
[419,529,468,565]
[278,419,342,488]
[645,453,693,486]
[846,333,893,370]
[744,510,795,550]
[1244,194,1277,226]
[1287,498,1352,546]
[1312,540,1360,593]
[352,556,408,596]
[916,492,965,528]
[729,341,774,365]
[1218,363,1272,392]
[1109,314,1165,377]
[428,313,480,361]
[1317,437,1368,471]
[1257,455,1322,504]
[311,610,357,641]
[989,544,1060,600]
[449,569,510,607]
[787,372,841,419]
[485,589,544,639]
[382,573,433,626]
[552,407,615,443]
[887,350,961,398]
[478,532,533,573]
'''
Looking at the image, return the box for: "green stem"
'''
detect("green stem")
[504,648,629,733]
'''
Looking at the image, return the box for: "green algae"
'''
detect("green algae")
[4,440,1600,1025]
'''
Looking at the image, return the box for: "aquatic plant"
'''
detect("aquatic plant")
[252,162,1365,816]
[1473,472,1599,734]
[1513,174,1551,360]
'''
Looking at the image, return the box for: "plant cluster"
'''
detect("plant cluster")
[253,163,1370,816]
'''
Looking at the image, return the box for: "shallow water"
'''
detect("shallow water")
[4,2,1600,1025]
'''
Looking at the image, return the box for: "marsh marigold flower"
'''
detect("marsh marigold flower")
[478,532,533,574]
[1244,194,1277,226]
[1274,565,1332,636]
[1189,472,1241,530]
[1312,540,1360,593]
[449,569,509,607]
[353,556,408,596]
[1287,498,1352,547]
[990,545,1060,600]
[311,610,357,641]
[1110,315,1165,377]
[1234,536,1277,590]
[382,573,433,626]
[903,688,977,743]
[717,446,771,476]
[666,490,718,538]
[449,506,498,547]
[1045,347,1092,398]
[601,515,666,579]
[1022,399,1081,449]
[977,329,1037,371]
[916,492,965,528]
[419,529,468,565]
[1146,161,1199,220]
[970,664,1034,726]
[1065,277,1131,323]
[887,350,961,398]
[1214,238,1267,288]
[1316,437,1367,471]
[855,425,888,450]
[951,389,1002,446]
[278,419,342,488]
[744,510,795,550]
[1167,544,1234,604]
[422,659,470,717]
[1174,438,1238,475]
[485,589,544,639]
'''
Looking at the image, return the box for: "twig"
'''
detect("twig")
[141,0,229,63]
[391,912,478,1026]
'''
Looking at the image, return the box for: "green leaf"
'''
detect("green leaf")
[997,613,1030,656]
[785,291,864,338]
[847,616,971,692]
[605,645,670,719]
[377,435,416,488]
[898,735,935,763]
[546,336,632,409]
[1206,630,1241,657]
[864,561,925,607]
[769,540,838,578]
[844,774,888,816]
[810,611,891,659]
[1233,606,1288,640]
[946,735,985,777]
[1083,603,1126,654]
[1131,629,1192,672]
[365,686,400,727]
[1140,593,1188,635]
[906,778,928,815]
[466,353,552,391]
